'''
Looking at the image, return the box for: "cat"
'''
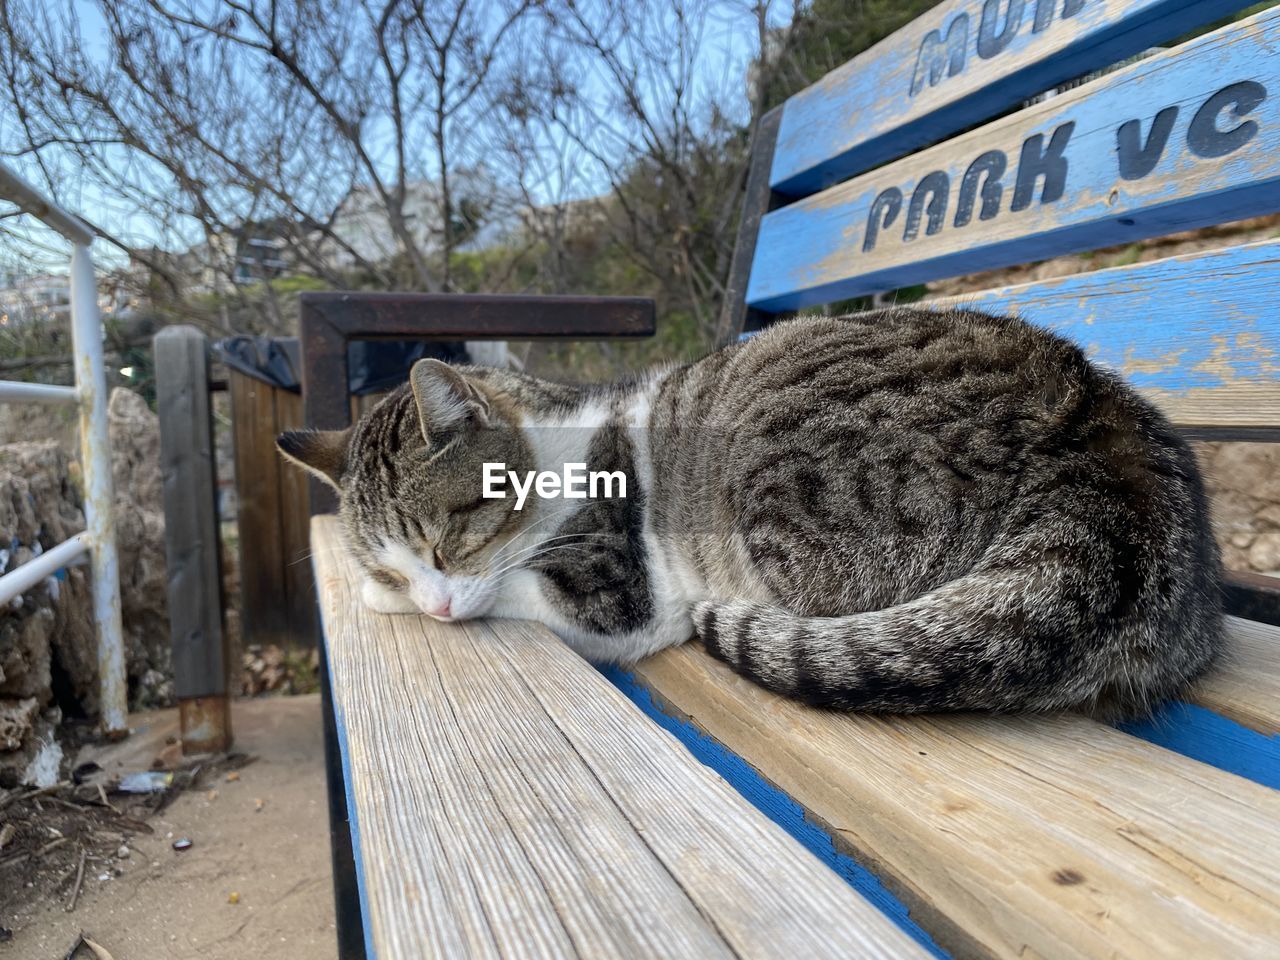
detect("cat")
[278,308,1223,716]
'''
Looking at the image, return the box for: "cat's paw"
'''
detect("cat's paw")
[360,579,421,615]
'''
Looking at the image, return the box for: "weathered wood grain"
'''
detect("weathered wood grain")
[772,0,1253,195]
[928,240,1280,432]
[718,107,784,345]
[630,643,1280,960]
[154,326,227,701]
[275,387,319,647]
[750,9,1280,311]
[1192,616,1280,736]
[229,370,290,647]
[310,517,928,960]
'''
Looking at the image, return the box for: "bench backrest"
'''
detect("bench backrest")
[727,0,1277,420]
[724,0,1280,616]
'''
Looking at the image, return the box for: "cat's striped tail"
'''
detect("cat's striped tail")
[691,562,1219,717]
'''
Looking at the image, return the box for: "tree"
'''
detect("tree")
[0,0,542,333]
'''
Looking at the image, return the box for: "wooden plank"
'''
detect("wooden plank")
[229,370,289,647]
[627,644,1280,959]
[154,329,227,695]
[1224,570,1280,626]
[928,240,1280,432]
[300,293,655,513]
[749,9,1280,312]
[717,107,784,345]
[310,516,930,960]
[275,387,319,647]
[772,0,1255,196]
[154,326,231,751]
[1192,615,1280,736]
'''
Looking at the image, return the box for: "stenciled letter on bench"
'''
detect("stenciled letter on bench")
[978,0,1024,59]
[954,150,1007,226]
[1011,121,1074,211]
[1116,107,1178,180]
[863,187,904,252]
[1034,0,1086,32]
[1187,81,1267,159]
[911,14,970,95]
[904,172,950,241]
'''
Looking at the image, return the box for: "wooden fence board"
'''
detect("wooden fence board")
[275,387,318,647]
[155,326,228,701]
[310,516,929,960]
[772,0,1254,195]
[230,371,289,647]
[750,9,1280,311]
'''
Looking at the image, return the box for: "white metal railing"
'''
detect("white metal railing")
[0,163,126,736]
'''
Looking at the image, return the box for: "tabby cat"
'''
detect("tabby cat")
[279,309,1223,716]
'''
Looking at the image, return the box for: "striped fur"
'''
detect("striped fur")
[280,308,1223,717]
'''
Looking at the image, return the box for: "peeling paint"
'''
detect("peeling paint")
[749,9,1280,311]
[0,168,129,740]
[1120,346,1187,375]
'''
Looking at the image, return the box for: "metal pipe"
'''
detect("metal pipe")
[0,164,94,245]
[0,380,79,405]
[0,532,91,605]
[69,243,127,736]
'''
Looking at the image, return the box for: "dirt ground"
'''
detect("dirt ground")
[3,695,336,960]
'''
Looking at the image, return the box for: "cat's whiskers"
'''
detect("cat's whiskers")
[487,539,601,576]
[485,541,601,581]
[491,531,612,568]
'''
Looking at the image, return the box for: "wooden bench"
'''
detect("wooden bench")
[308,2,1280,956]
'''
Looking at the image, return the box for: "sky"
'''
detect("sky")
[0,0,794,278]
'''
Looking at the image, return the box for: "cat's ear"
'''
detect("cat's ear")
[410,359,490,440]
[276,429,351,490]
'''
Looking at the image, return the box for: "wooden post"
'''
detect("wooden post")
[155,326,232,754]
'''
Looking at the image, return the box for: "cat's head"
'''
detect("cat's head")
[277,359,532,620]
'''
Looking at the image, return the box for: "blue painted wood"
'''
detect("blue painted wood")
[937,240,1280,425]
[330,679,379,959]
[599,665,950,959]
[1118,702,1280,790]
[772,0,1256,196]
[748,9,1280,312]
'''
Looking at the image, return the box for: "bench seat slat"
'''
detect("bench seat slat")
[1193,616,1280,736]
[771,0,1257,195]
[929,240,1280,436]
[311,517,930,959]
[749,9,1280,312]
[627,626,1280,960]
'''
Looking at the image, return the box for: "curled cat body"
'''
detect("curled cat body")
[279,308,1223,717]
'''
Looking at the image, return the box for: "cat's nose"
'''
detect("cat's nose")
[425,598,452,619]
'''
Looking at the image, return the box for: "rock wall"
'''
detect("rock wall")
[0,441,92,786]
[0,389,171,786]
[1198,443,1280,575]
[108,389,173,706]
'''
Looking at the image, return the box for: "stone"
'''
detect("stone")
[107,388,172,709]
[0,697,39,751]
[1196,441,1280,572]
[0,387,174,772]
[0,714,61,789]
[1247,532,1280,575]
[0,442,87,716]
